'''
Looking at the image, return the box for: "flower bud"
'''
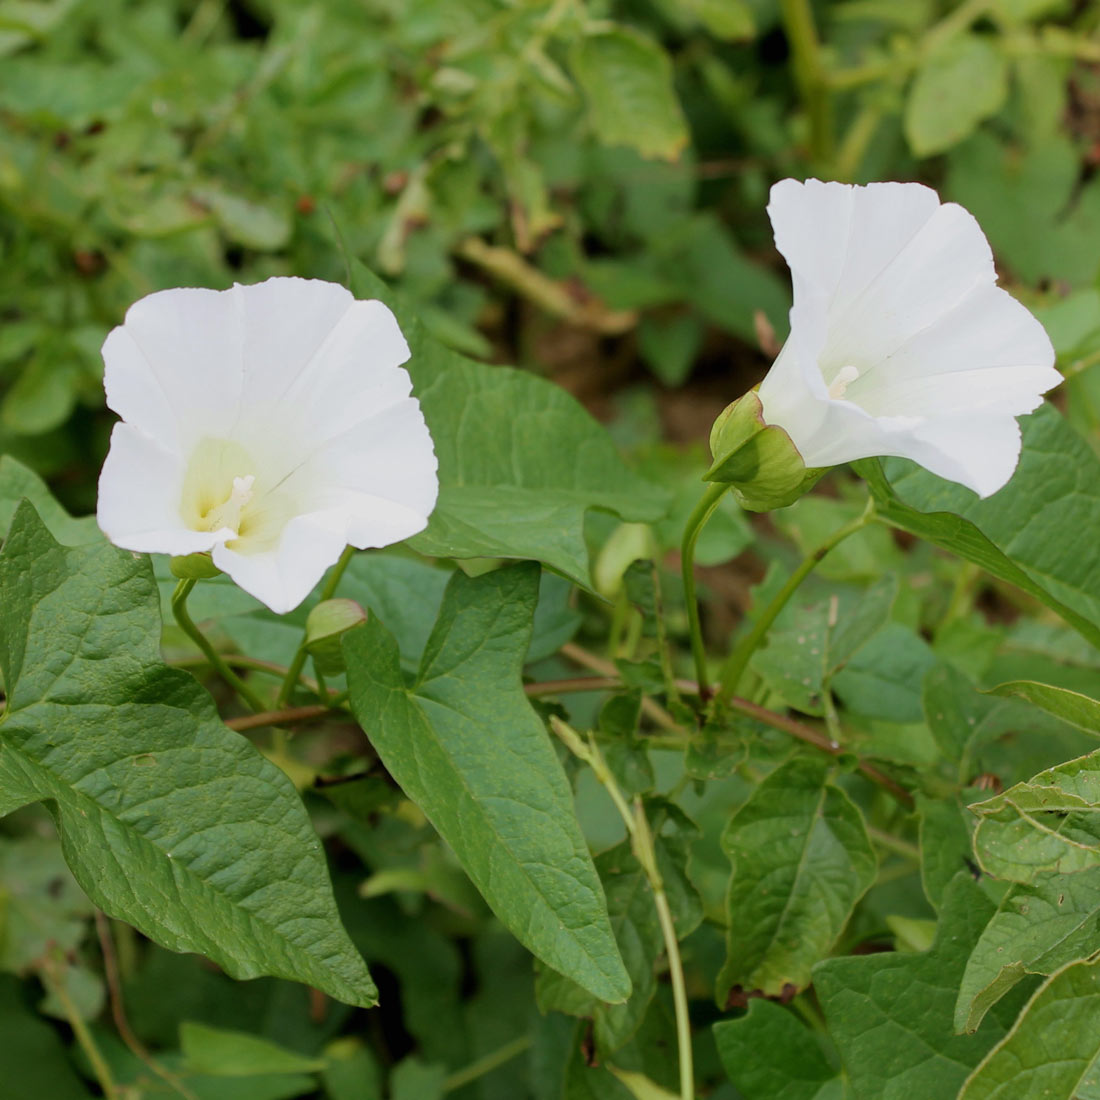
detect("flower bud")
[305,598,368,676]
[169,552,222,580]
[705,390,825,511]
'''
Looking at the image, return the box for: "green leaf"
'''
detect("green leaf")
[918,791,979,910]
[321,1038,382,1100]
[857,404,1100,650]
[905,34,1008,156]
[191,185,292,251]
[947,132,1100,287]
[956,865,1100,1034]
[390,1057,446,1100]
[0,974,91,1098]
[958,956,1100,1100]
[831,622,935,724]
[815,875,1032,1100]
[0,834,92,970]
[0,502,377,1007]
[717,756,877,1000]
[344,563,630,1003]
[714,999,842,1100]
[537,840,659,1053]
[569,28,688,161]
[180,1023,326,1077]
[0,455,99,544]
[985,681,1100,737]
[350,262,667,590]
[685,0,755,39]
[751,575,897,717]
[921,666,1074,771]
[971,748,1100,882]
[637,313,702,387]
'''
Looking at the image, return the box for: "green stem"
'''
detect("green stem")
[681,483,729,697]
[277,545,355,707]
[638,807,694,1100]
[866,826,920,863]
[549,719,694,1100]
[443,1035,533,1093]
[172,580,267,712]
[780,0,834,166]
[716,498,875,702]
[43,954,121,1100]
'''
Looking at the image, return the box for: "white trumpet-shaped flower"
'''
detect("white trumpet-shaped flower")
[756,179,1061,497]
[97,277,438,613]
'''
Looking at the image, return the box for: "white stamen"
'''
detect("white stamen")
[828,364,860,400]
[230,475,255,508]
[200,474,256,534]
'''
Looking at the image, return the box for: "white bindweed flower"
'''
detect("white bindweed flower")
[97,277,438,613]
[756,178,1061,497]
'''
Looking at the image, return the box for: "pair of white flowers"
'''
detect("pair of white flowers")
[97,180,1060,613]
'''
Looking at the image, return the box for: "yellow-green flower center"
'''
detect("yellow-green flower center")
[181,437,259,541]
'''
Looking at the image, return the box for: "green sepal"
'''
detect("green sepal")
[705,390,826,511]
[169,552,222,580]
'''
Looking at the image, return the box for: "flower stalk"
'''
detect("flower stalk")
[171,579,268,712]
[680,482,729,697]
[780,0,833,166]
[715,497,876,702]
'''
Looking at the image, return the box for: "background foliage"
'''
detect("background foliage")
[3,0,1100,1098]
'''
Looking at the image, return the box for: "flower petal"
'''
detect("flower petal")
[97,423,229,554]
[768,178,941,313]
[263,299,415,443]
[236,277,359,417]
[891,413,1024,498]
[103,287,246,454]
[212,511,348,616]
[758,178,1059,497]
[849,283,1060,418]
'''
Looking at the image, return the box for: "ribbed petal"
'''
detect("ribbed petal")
[97,423,232,554]
[97,277,439,611]
[758,179,1060,497]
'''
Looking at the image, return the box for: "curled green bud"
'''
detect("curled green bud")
[169,552,222,580]
[706,390,826,511]
[305,598,368,676]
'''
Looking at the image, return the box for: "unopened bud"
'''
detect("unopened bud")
[305,598,368,676]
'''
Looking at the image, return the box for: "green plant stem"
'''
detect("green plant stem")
[681,483,729,697]
[171,653,318,693]
[636,805,694,1100]
[172,580,267,712]
[780,0,833,166]
[278,545,355,707]
[716,498,875,702]
[532,670,912,806]
[549,719,694,1100]
[834,102,882,180]
[443,1035,533,1093]
[226,704,332,732]
[866,826,920,863]
[924,0,992,53]
[42,954,121,1100]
